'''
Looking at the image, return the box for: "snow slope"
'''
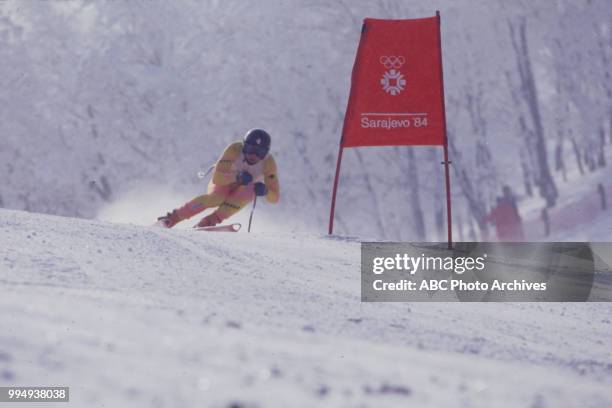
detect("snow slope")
[1,209,611,407]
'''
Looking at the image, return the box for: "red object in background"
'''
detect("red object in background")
[342,17,445,147]
[486,202,525,241]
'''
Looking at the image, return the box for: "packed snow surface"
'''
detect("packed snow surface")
[1,209,611,407]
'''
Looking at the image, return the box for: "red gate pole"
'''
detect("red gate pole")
[328,143,345,235]
[437,10,453,249]
[442,142,452,249]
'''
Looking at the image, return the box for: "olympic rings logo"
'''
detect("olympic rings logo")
[379,56,405,69]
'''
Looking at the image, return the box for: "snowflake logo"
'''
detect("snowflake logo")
[380,69,406,96]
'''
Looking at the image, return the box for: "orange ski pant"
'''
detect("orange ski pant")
[176,182,255,225]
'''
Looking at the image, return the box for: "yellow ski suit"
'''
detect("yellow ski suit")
[176,141,280,226]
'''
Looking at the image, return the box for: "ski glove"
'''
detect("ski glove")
[236,171,253,185]
[254,182,268,196]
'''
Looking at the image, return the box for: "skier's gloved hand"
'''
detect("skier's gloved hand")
[254,182,267,196]
[236,171,253,185]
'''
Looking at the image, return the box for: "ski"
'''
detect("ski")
[194,223,241,232]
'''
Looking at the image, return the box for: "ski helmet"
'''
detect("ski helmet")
[242,128,271,159]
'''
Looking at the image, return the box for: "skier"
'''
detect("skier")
[156,129,279,228]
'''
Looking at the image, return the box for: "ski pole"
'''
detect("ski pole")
[248,195,258,233]
[197,164,216,180]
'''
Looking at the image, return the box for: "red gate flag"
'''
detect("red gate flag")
[342,17,445,147]
[329,12,452,248]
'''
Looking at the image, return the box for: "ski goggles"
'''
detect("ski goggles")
[243,143,268,159]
